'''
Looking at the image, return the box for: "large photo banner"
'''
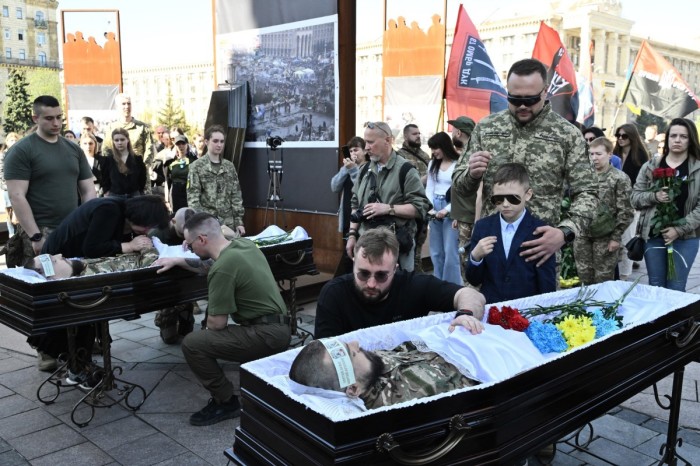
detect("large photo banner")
[216,15,339,148]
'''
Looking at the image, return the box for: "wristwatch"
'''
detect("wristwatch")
[389,204,395,216]
[455,309,474,318]
[558,226,575,244]
[29,232,43,242]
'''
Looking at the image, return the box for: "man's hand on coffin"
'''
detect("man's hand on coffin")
[153,257,185,273]
[236,225,246,236]
[472,236,497,261]
[122,235,153,253]
[519,225,565,267]
[448,314,484,334]
[451,287,486,327]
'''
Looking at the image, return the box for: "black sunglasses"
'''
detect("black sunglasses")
[615,133,629,140]
[585,136,596,143]
[364,121,391,137]
[506,89,545,107]
[490,194,523,206]
[355,269,392,283]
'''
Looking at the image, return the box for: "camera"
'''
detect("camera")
[266,135,284,149]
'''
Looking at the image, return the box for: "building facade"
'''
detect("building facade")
[356,0,700,134]
[121,62,215,132]
[0,0,60,139]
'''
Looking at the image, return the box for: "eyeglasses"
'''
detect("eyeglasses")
[506,88,546,107]
[615,133,629,140]
[585,136,596,143]
[490,194,523,206]
[185,234,207,252]
[364,121,391,137]
[355,269,393,283]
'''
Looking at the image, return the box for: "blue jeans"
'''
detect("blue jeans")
[429,195,462,285]
[644,237,699,291]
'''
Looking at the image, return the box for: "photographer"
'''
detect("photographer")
[347,121,430,271]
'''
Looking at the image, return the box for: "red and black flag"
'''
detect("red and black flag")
[532,22,579,123]
[621,40,700,119]
[445,5,507,123]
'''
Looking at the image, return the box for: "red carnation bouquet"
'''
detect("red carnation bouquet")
[649,167,686,280]
[487,305,530,332]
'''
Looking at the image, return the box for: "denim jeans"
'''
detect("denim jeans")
[644,237,699,291]
[429,195,462,285]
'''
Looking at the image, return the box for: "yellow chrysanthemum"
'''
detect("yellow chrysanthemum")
[556,316,595,350]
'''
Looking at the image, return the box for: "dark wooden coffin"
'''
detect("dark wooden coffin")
[231,285,700,465]
[0,238,317,337]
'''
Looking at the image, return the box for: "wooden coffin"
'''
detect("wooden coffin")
[231,282,700,465]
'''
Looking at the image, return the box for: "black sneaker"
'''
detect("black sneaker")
[189,397,241,426]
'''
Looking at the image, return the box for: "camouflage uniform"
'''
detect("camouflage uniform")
[451,147,478,282]
[397,144,430,271]
[361,342,477,409]
[453,102,598,238]
[187,157,244,230]
[573,167,633,284]
[80,248,159,276]
[103,118,156,193]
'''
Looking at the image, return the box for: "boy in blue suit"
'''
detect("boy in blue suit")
[465,163,556,303]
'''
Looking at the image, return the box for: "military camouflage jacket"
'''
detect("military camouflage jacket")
[582,166,633,242]
[397,145,430,180]
[453,103,598,236]
[81,248,158,276]
[450,146,478,224]
[187,156,244,230]
[361,342,477,409]
[102,118,156,170]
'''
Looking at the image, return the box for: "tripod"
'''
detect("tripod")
[263,147,287,228]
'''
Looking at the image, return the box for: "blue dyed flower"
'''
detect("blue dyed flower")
[525,321,568,353]
[589,309,621,338]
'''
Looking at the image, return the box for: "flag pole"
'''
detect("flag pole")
[437,0,447,133]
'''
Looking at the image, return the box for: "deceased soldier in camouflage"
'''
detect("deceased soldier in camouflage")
[289,339,478,409]
[25,248,159,280]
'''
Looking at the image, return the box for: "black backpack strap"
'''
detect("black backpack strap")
[398,162,416,196]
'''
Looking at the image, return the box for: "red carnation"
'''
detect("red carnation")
[487,306,502,325]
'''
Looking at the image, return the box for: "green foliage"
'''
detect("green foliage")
[25,68,62,105]
[3,69,33,134]
[156,81,190,134]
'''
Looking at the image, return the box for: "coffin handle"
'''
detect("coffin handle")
[58,286,112,309]
[276,251,306,266]
[375,415,469,465]
[668,318,700,348]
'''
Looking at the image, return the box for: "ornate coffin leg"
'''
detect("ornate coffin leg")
[36,326,80,404]
[653,368,691,466]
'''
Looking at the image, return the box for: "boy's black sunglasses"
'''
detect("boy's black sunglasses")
[490,194,523,206]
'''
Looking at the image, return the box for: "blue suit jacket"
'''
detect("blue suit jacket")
[465,210,557,304]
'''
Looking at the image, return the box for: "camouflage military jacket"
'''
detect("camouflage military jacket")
[187,157,244,230]
[582,166,633,241]
[81,248,158,276]
[102,118,156,169]
[397,145,430,180]
[453,103,598,236]
[361,342,477,409]
[450,146,478,224]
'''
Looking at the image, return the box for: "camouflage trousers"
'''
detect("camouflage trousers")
[572,236,617,285]
[456,221,473,284]
[6,224,53,268]
[413,221,428,272]
[154,303,195,344]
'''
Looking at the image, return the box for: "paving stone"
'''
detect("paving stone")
[106,432,187,466]
[57,403,132,432]
[0,450,30,465]
[590,414,658,448]
[0,437,11,453]
[540,449,585,465]
[636,432,700,464]
[642,417,670,435]
[0,394,39,419]
[613,407,651,425]
[108,338,144,354]
[144,353,187,364]
[113,345,169,363]
[679,427,700,448]
[107,321,143,335]
[83,415,159,451]
[138,413,237,466]
[0,408,61,440]
[151,451,218,466]
[646,374,698,403]
[0,384,13,399]
[621,392,672,423]
[8,424,86,460]
[572,437,657,466]
[0,356,35,375]
[115,326,162,343]
[29,441,114,466]
[138,372,209,414]
[3,366,63,401]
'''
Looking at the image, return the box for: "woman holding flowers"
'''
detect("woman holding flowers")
[631,118,700,291]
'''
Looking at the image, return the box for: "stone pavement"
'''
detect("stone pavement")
[1,261,700,465]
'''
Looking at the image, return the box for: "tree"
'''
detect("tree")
[3,69,33,134]
[26,68,61,104]
[157,81,191,134]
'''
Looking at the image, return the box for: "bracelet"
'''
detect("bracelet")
[347,230,359,239]
[455,309,474,318]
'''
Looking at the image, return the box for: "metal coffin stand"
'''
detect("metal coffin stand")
[230,300,700,465]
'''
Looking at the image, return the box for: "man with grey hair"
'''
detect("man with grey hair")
[346,121,430,271]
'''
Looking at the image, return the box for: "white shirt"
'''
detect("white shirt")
[425,159,456,212]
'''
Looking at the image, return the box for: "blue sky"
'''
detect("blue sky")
[57,0,696,69]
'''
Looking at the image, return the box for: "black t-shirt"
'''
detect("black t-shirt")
[42,197,129,258]
[314,271,462,338]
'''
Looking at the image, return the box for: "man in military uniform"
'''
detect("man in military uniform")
[347,121,430,271]
[447,116,477,281]
[396,124,430,271]
[102,93,156,192]
[289,339,477,409]
[187,125,245,236]
[453,59,598,267]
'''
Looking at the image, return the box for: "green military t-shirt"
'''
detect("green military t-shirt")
[207,238,286,321]
[4,133,93,228]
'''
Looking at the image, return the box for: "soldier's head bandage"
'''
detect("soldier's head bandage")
[37,254,55,277]
[321,338,356,389]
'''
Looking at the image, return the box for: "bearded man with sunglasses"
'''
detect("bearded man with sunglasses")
[453,59,597,267]
[315,227,486,339]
